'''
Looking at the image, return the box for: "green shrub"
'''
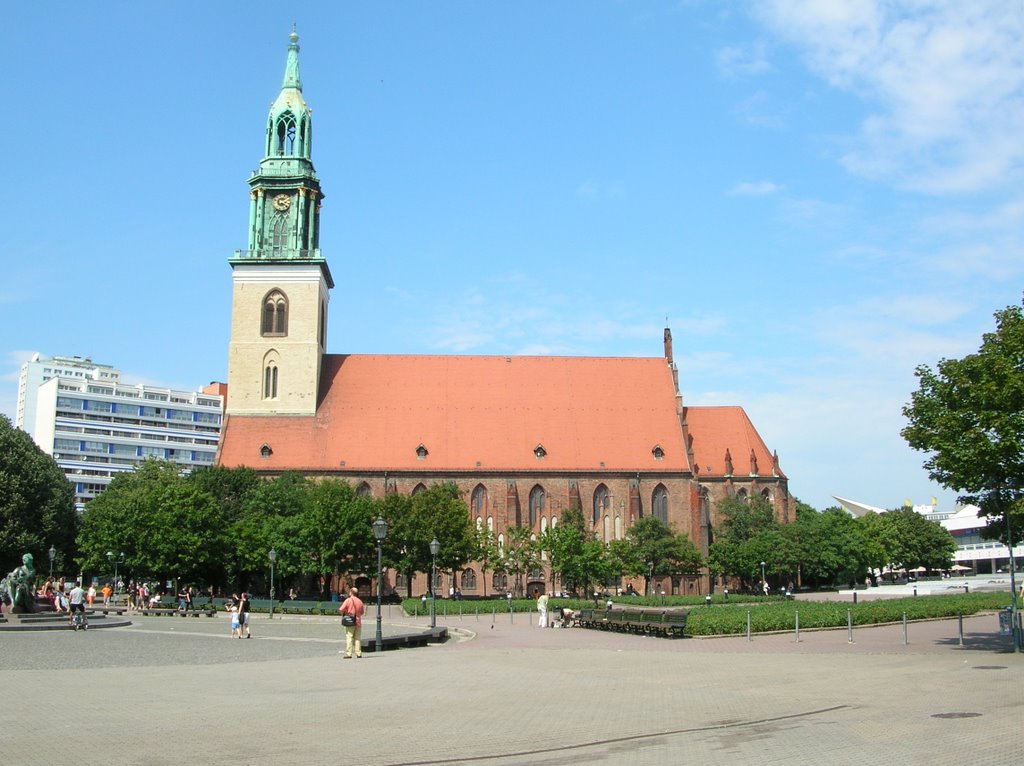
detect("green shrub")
[685,592,1009,636]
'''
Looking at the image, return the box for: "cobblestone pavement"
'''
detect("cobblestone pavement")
[1,608,1021,766]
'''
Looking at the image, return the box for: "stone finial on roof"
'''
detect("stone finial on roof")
[772,450,780,477]
[724,448,734,476]
[750,449,758,476]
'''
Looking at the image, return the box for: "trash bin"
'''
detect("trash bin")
[998,607,1013,636]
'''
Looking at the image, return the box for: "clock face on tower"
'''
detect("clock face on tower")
[273,194,291,211]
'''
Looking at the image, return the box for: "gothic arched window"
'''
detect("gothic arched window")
[529,485,545,527]
[593,484,609,526]
[652,484,668,524]
[276,112,297,155]
[412,483,427,496]
[272,213,289,250]
[263,362,278,400]
[356,482,372,498]
[471,484,487,517]
[261,291,288,337]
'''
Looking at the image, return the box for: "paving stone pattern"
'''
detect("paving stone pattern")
[0,607,1021,766]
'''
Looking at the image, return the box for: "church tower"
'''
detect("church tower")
[227,30,333,416]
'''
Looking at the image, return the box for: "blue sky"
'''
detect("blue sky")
[3,2,1022,513]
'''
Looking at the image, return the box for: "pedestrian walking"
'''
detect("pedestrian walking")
[238,592,252,638]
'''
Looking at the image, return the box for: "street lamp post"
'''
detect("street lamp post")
[760,561,767,594]
[106,551,124,592]
[48,545,56,579]
[268,549,277,620]
[372,516,388,652]
[1005,512,1020,652]
[429,538,440,629]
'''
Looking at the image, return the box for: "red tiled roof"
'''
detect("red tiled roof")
[219,354,691,473]
[685,406,785,479]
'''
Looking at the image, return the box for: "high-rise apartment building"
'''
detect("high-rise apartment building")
[16,354,121,435]
[17,355,224,511]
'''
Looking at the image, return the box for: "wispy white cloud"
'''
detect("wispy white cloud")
[776,196,851,227]
[754,0,1024,193]
[732,89,788,129]
[716,41,772,78]
[730,180,783,196]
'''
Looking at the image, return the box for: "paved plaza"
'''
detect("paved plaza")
[1,598,1021,766]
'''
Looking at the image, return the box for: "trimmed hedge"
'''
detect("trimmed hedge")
[685,592,1011,636]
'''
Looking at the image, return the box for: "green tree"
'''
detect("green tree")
[859,508,955,575]
[623,516,704,595]
[502,525,540,596]
[0,416,77,576]
[374,492,416,596]
[386,483,473,596]
[541,506,608,596]
[188,465,262,523]
[472,523,501,597]
[787,506,874,588]
[902,302,1024,542]
[78,460,227,587]
[708,496,777,587]
[302,479,376,595]
[231,472,311,590]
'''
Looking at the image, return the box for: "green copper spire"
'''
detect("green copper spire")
[266,28,312,162]
[231,29,332,288]
[282,27,302,92]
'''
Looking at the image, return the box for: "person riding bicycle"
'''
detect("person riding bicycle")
[68,581,88,629]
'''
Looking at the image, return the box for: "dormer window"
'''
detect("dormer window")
[260,443,273,459]
[652,445,665,460]
[534,444,546,460]
[416,443,428,460]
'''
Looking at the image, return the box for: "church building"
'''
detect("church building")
[217,32,792,596]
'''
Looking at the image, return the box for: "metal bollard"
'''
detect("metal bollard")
[853,591,857,605]
[847,609,854,643]
[795,611,800,642]
[747,610,752,642]
[958,613,964,646]
[903,612,908,645]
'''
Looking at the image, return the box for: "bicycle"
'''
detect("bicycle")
[69,608,89,631]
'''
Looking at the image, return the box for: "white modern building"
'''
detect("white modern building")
[16,354,121,435]
[17,355,225,511]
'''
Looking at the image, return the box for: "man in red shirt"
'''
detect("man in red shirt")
[339,587,365,658]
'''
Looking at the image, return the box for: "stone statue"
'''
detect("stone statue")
[0,553,37,613]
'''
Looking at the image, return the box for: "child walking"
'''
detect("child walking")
[230,603,241,638]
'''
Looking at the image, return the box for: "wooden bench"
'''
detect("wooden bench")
[279,599,322,615]
[138,602,217,617]
[89,606,128,616]
[576,608,688,638]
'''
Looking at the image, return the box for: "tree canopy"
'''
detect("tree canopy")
[902,301,1024,541]
[0,415,77,575]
